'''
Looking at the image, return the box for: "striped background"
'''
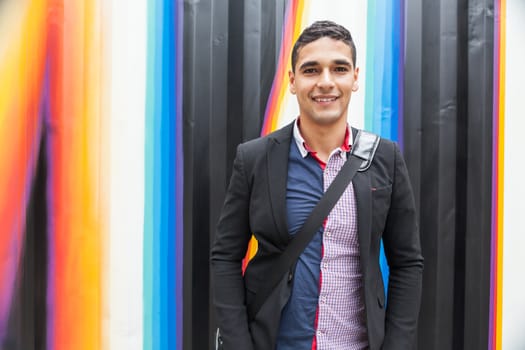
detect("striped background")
[0,0,183,349]
[493,0,525,348]
[0,0,521,349]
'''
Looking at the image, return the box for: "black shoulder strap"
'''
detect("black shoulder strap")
[247,130,380,321]
[354,129,381,171]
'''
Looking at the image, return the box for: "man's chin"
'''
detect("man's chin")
[311,114,346,126]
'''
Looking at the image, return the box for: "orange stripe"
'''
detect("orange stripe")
[48,0,106,348]
[495,1,506,348]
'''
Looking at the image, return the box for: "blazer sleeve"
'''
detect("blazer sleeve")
[381,143,424,350]
[210,144,255,350]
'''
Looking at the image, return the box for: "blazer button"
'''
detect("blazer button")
[288,271,293,282]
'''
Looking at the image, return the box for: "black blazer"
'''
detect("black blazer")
[211,122,423,350]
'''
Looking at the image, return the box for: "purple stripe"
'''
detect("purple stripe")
[175,0,184,349]
[43,56,56,350]
[398,0,405,151]
[489,0,501,347]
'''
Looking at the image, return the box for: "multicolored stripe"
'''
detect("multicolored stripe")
[0,0,48,341]
[260,0,309,136]
[490,0,505,349]
[364,0,405,294]
[0,1,184,349]
[364,0,403,142]
[243,0,309,269]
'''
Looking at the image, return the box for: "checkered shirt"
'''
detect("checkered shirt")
[314,146,369,349]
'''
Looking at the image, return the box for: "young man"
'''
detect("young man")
[211,21,423,350]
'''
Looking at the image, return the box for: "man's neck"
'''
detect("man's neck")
[298,117,348,163]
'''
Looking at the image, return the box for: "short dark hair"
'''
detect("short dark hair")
[291,20,356,72]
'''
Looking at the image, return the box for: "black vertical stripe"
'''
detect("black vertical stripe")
[404,0,494,349]
[3,127,48,350]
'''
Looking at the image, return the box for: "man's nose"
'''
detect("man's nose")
[317,69,335,88]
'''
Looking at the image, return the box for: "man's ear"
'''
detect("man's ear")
[352,67,360,92]
[289,70,296,94]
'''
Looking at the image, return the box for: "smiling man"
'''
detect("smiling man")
[211,21,423,350]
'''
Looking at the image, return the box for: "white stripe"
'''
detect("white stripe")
[503,0,525,348]
[108,0,146,348]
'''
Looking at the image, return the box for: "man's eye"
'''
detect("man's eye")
[303,68,317,74]
[335,66,349,72]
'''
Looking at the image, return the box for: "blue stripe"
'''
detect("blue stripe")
[160,0,177,348]
[390,1,401,142]
[174,1,184,348]
[145,0,180,349]
[380,0,393,139]
[397,0,406,149]
[364,0,376,131]
[372,0,386,136]
[143,0,158,347]
[152,0,164,348]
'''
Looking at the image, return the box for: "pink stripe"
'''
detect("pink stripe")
[489,0,501,347]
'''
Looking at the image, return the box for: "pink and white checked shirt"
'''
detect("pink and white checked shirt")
[316,151,368,349]
[294,120,368,349]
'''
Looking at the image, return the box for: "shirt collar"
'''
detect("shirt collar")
[293,117,353,159]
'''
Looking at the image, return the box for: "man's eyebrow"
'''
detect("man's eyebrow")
[333,59,352,67]
[298,60,319,70]
[298,59,353,71]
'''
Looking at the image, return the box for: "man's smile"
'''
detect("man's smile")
[312,95,339,103]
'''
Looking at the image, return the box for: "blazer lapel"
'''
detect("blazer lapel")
[266,123,294,246]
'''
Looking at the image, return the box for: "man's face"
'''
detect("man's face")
[289,37,359,127]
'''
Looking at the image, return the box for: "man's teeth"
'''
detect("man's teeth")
[315,97,336,102]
